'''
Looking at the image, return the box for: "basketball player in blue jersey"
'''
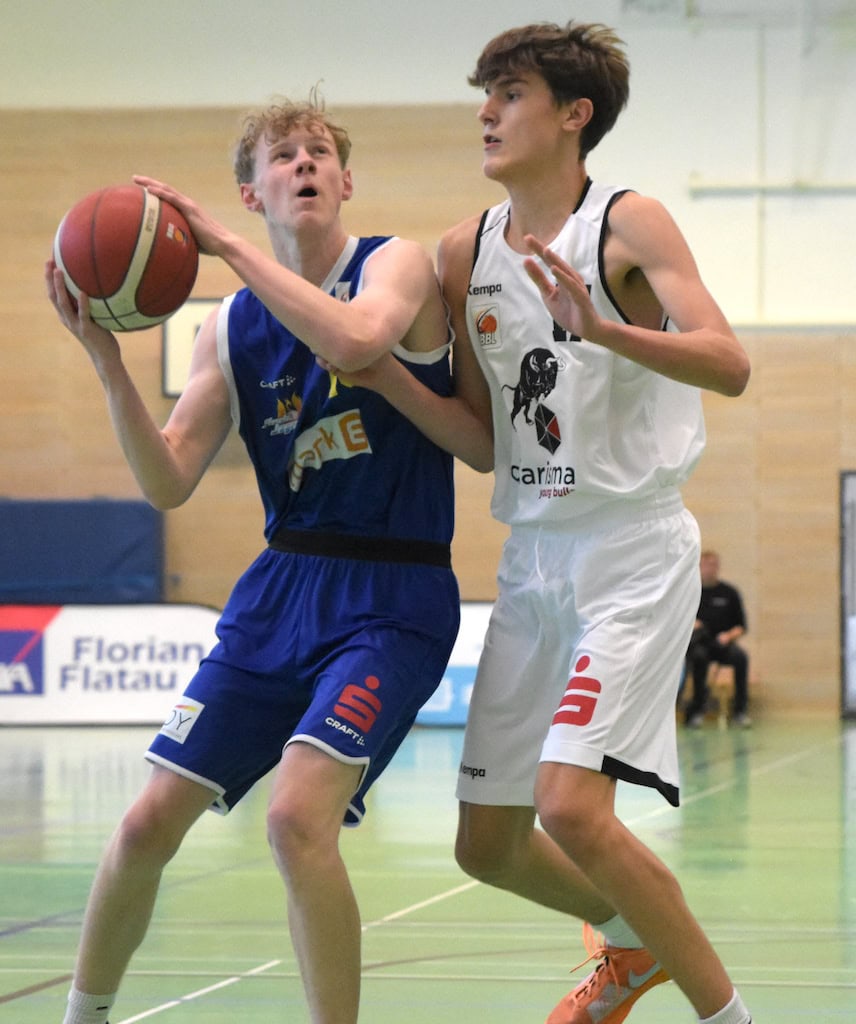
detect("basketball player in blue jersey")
[336,22,753,1024]
[45,96,460,1024]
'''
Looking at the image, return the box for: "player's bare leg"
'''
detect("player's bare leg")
[456,802,616,922]
[535,762,735,1019]
[72,768,215,996]
[267,743,364,1024]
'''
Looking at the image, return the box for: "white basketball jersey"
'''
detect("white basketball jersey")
[465,180,706,525]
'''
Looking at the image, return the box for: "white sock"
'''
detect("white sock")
[594,914,643,949]
[63,986,116,1024]
[699,988,752,1024]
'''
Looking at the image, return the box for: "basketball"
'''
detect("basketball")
[53,184,199,332]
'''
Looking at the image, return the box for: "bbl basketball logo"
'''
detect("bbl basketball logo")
[474,305,501,348]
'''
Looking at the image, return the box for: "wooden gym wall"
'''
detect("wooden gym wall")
[2,106,851,712]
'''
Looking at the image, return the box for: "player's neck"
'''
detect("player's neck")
[503,162,589,252]
[274,222,350,286]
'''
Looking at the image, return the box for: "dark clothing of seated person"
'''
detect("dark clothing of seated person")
[684,550,750,727]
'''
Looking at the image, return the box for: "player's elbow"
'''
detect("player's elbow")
[720,352,751,397]
[457,432,495,473]
[143,489,187,512]
[139,476,196,511]
[332,347,379,375]
[324,326,389,375]
[467,449,495,473]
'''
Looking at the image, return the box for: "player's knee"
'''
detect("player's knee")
[455,827,517,886]
[266,795,323,871]
[267,797,301,851]
[535,789,600,864]
[454,836,504,884]
[116,800,185,866]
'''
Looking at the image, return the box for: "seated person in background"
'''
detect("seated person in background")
[684,550,751,728]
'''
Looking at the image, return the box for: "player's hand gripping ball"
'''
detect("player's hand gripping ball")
[53,184,199,331]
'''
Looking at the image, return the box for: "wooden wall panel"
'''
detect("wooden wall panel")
[1,107,852,712]
[684,329,852,712]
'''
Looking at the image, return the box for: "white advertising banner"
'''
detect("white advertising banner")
[0,604,220,725]
[0,601,489,727]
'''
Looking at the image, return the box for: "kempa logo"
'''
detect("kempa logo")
[468,283,502,297]
[460,762,486,778]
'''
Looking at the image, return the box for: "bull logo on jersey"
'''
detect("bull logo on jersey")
[502,348,565,453]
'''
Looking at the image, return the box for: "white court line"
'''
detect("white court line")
[116,731,839,1022]
[361,879,479,931]
[622,735,837,826]
[119,960,281,1022]
[114,880,479,1023]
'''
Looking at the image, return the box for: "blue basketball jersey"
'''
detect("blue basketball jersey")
[147,235,460,822]
[216,235,455,545]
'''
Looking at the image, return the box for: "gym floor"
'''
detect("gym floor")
[2,712,854,1022]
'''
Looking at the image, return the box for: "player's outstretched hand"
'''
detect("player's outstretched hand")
[523,234,602,343]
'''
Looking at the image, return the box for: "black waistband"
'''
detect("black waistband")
[268,527,452,568]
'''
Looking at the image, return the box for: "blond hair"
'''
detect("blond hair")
[232,90,351,184]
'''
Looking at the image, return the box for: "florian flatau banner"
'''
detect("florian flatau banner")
[1,601,490,727]
[0,604,219,724]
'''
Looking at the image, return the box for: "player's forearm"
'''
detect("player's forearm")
[219,236,393,371]
[97,363,201,508]
[377,359,494,472]
[590,318,750,397]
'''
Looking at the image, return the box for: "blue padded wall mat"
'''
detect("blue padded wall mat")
[0,499,163,604]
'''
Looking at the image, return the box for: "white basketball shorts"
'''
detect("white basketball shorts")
[456,491,700,808]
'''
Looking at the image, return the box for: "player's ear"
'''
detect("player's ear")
[564,97,594,133]
[341,168,354,203]
[240,182,264,213]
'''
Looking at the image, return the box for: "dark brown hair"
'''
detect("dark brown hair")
[469,21,630,158]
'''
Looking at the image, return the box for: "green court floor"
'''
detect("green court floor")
[2,713,854,1021]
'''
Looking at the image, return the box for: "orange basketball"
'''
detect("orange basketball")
[53,184,199,332]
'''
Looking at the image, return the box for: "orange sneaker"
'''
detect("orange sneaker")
[546,923,669,1024]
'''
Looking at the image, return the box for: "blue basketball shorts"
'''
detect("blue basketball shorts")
[146,547,460,825]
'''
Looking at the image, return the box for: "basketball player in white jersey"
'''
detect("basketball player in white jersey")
[337,20,753,1024]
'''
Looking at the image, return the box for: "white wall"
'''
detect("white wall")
[4,0,855,325]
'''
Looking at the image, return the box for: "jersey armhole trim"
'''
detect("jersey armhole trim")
[216,293,241,428]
